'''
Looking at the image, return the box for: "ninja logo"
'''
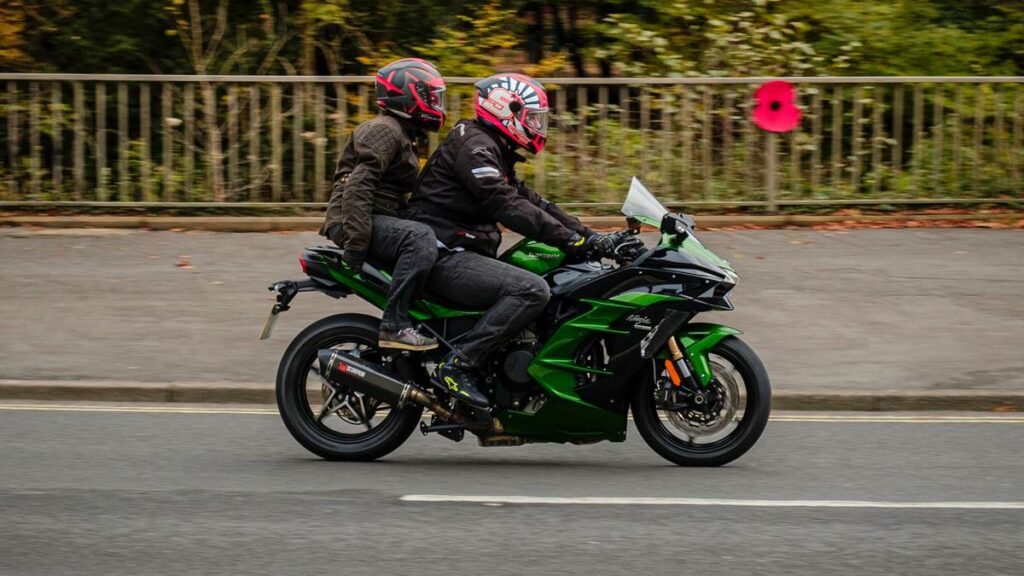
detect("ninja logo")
[625,312,653,330]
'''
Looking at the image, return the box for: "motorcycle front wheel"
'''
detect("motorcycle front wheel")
[276,313,423,461]
[631,335,771,467]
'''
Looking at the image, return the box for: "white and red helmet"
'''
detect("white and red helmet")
[475,73,549,154]
[375,58,446,132]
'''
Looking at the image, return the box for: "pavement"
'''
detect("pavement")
[1,402,1022,575]
[2,227,1023,408]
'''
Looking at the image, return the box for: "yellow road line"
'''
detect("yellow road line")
[0,403,1021,423]
[0,404,277,415]
[401,495,1024,509]
[770,415,1024,423]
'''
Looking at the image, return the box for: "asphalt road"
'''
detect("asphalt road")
[1,403,1023,575]
[1,227,1023,392]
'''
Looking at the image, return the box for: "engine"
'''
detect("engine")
[488,330,541,410]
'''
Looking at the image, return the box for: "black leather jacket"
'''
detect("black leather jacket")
[320,113,420,252]
[408,120,590,258]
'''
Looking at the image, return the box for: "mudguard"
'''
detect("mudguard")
[674,323,743,386]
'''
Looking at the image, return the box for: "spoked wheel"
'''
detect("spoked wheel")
[276,314,423,461]
[631,336,771,467]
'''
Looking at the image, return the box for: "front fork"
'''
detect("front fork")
[664,336,700,389]
[657,336,706,409]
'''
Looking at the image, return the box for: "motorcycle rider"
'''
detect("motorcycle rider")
[409,73,616,408]
[321,58,447,351]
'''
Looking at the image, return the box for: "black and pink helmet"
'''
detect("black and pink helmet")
[375,58,446,132]
[475,73,549,154]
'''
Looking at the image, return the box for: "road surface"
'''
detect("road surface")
[1,402,1022,575]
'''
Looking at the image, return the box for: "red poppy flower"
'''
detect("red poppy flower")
[753,80,802,133]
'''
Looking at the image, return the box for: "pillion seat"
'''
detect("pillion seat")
[303,245,482,316]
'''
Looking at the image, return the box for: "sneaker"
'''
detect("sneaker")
[378,327,438,351]
[436,352,490,409]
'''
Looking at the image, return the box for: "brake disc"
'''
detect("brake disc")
[664,358,740,437]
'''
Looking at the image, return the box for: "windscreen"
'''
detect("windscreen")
[621,177,668,227]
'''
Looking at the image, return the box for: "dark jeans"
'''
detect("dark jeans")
[427,250,551,368]
[330,215,437,332]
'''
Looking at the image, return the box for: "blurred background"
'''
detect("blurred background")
[1,0,1023,206]
[2,2,1023,575]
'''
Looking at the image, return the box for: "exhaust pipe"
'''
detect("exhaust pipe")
[316,349,459,422]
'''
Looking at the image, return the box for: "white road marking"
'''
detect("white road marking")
[400,495,1024,510]
[0,404,1021,423]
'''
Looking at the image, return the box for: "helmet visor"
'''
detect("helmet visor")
[429,87,446,113]
[524,108,548,136]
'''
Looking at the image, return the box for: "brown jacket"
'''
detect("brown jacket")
[320,114,420,251]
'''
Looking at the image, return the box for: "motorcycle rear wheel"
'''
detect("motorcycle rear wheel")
[631,335,771,467]
[276,313,423,461]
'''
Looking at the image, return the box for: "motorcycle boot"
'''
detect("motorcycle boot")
[436,352,490,409]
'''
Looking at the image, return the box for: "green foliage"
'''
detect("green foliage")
[1,0,1022,206]
[416,0,522,77]
[2,0,1020,76]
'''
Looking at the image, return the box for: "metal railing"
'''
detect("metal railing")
[1,74,1021,209]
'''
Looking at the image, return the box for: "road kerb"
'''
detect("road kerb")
[0,380,1020,412]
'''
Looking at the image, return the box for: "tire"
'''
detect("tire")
[631,335,771,467]
[276,313,423,461]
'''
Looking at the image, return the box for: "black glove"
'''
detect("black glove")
[341,249,367,272]
[565,232,616,260]
[587,233,617,258]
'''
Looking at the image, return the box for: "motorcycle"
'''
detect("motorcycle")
[262,178,771,466]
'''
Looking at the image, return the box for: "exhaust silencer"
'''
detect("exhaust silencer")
[317,349,412,407]
[316,350,459,422]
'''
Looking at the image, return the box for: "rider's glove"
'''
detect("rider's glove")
[587,233,618,258]
[565,232,616,260]
[342,249,367,272]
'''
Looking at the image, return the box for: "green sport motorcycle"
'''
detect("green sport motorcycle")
[262,178,771,466]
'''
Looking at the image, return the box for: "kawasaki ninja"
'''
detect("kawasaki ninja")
[262,178,770,466]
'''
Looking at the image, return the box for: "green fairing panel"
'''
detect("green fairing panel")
[499,239,566,276]
[607,292,688,307]
[504,295,688,443]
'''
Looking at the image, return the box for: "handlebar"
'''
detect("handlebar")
[602,230,647,265]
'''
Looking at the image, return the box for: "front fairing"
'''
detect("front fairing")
[622,177,736,283]
[667,233,738,284]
